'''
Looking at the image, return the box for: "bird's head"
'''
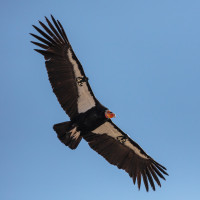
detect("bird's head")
[105,110,116,119]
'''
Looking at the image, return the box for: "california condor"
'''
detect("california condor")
[30,15,168,191]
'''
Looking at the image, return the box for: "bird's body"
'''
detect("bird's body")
[71,103,108,132]
[31,15,168,191]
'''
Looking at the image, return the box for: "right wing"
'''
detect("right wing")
[31,15,97,119]
[83,120,168,191]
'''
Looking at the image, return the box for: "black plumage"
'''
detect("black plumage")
[31,15,168,191]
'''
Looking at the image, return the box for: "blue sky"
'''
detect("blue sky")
[1,0,200,199]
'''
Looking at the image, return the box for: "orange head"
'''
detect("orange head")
[105,110,116,119]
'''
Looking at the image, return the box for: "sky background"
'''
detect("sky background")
[1,0,200,199]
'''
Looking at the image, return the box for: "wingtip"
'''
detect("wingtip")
[153,160,167,170]
[33,49,45,55]
[32,25,37,29]
[51,14,55,21]
[32,25,41,32]
[29,33,38,39]
[133,177,136,185]
[33,48,40,52]
[144,185,149,192]
[162,171,168,177]
[138,182,141,190]
[29,33,34,37]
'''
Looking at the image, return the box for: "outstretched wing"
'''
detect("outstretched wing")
[31,15,96,119]
[83,120,168,191]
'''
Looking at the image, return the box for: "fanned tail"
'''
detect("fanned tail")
[53,121,82,149]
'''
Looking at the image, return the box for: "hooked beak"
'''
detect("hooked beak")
[105,110,116,119]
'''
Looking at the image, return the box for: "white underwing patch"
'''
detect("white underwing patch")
[92,122,148,159]
[67,49,96,113]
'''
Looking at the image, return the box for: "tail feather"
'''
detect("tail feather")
[53,121,82,149]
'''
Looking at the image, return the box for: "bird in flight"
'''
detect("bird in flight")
[31,15,168,191]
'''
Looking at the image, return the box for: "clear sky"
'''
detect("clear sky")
[1,0,200,199]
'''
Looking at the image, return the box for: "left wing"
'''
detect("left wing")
[83,121,168,191]
[30,16,97,119]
